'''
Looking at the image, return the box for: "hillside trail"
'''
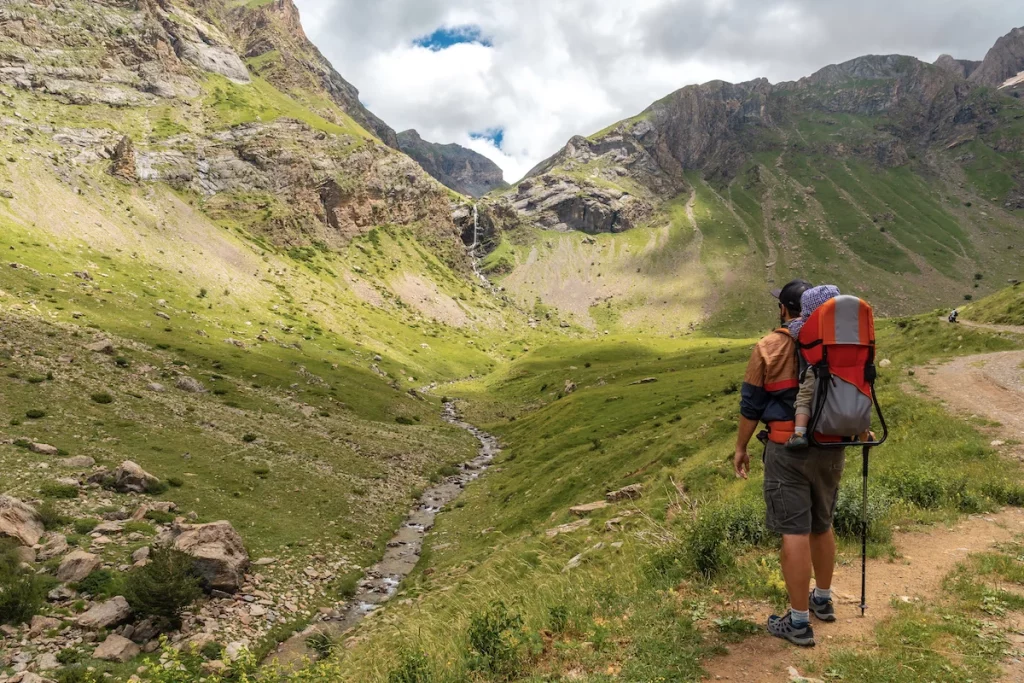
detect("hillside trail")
[706,345,1024,682]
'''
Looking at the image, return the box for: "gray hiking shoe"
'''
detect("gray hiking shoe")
[809,592,836,622]
[767,611,815,647]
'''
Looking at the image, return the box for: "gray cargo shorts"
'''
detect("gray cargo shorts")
[763,441,845,536]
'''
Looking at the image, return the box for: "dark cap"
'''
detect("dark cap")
[770,279,812,313]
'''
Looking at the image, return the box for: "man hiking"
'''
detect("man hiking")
[734,279,845,647]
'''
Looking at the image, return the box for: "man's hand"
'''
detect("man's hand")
[734,446,750,480]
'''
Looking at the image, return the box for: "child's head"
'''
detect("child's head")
[800,284,841,319]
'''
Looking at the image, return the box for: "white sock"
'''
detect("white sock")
[813,587,831,602]
[794,426,807,436]
[790,608,810,625]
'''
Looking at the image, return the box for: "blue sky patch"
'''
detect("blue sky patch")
[414,25,493,51]
[471,128,504,149]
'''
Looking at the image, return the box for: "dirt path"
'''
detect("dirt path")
[959,319,1024,337]
[707,346,1024,681]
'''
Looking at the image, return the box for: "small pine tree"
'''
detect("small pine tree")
[124,547,201,627]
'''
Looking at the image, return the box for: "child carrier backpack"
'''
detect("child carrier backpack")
[796,295,888,447]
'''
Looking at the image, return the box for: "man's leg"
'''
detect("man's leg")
[809,529,836,590]
[781,533,812,611]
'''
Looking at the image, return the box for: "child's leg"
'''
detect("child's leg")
[793,374,815,436]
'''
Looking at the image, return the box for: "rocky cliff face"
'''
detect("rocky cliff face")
[397,130,508,197]
[507,43,1019,237]
[0,0,461,258]
[970,26,1024,88]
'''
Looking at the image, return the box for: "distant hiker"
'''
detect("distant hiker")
[948,308,959,324]
[786,285,842,451]
[734,279,844,647]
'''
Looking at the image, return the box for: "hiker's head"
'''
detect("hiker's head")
[772,279,812,322]
[800,284,841,319]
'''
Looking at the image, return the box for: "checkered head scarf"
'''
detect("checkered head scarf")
[789,284,841,337]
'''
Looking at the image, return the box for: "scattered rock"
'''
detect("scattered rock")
[28,443,59,455]
[992,439,1006,447]
[56,550,101,583]
[9,673,55,683]
[35,653,59,671]
[147,382,165,392]
[155,311,171,320]
[0,495,44,546]
[93,634,140,662]
[545,518,592,537]
[253,557,276,566]
[131,546,150,563]
[85,339,116,354]
[606,484,643,503]
[47,585,75,602]
[564,379,577,394]
[93,520,125,534]
[110,461,160,493]
[175,376,205,393]
[36,534,68,561]
[879,359,892,368]
[28,615,61,636]
[60,456,95,468]
[0,189,14,199]
[629,377,658,385]
[14,545,36,564]
[569,501,609,516]
[109,136,137,181]
[78,596,132,629]
[163,521,250,592]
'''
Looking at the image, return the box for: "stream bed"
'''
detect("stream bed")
[267,402,499,667]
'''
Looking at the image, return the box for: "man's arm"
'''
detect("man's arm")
[735,344,767,479]
[734,416,759,479]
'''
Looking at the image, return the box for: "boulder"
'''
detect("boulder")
[28,443,59,455]
[56,550,100,583]
[606,484,643,503]
[60,456,96,468]
[93,634,140,662]
[14,545,36,564]
[85,339,116,354]
[131,546,150,563]
[110,461,160,493]
[109,135,137,181]
[164,521,249,592]
[9,673,56,683]
[569,501,608,516]
[0,495,44,546]
[36,653,59,671]
[175,376,205,393]
[545,518,592,537]
[36,533,68,561]
[28,615,61,636]
[78,596,132,629]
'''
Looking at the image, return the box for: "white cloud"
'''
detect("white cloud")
[294,0,1021,183]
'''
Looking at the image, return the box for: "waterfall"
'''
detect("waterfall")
[468,203,492,289]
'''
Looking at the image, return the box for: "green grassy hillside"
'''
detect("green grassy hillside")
[964,281,1024,326]
[297,317,1024,682]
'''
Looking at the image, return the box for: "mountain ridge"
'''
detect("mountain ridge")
[397,129,509,197]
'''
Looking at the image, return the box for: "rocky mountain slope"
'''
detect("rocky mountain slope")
[472,26,1024,334]
[397,129,508,197]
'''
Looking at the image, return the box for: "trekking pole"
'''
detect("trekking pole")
[860,444,870,616]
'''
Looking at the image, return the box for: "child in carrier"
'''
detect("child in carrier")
[786,284,841,450]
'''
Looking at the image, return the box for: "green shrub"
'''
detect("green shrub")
[74,569,121,599]
[982,480,1024,507]
[388,650,434,683]
[145,510,176,525]
[148,480,169,495]
[683,509,733,579]
[56,647,86,665]
[90,392,114,404]
[0,539,49,624]
[73,518,99,534]
[242,433,258,443]
[40,482,79,499]
[199,640,222,660]
[466,601,525,677]
[37,501,70,530]
[114,357,130,368]
[167,476,184,488]
[882,469,946,509]
[124,547,202,626]
[395,416,415,425]
[53,664,94,683]
[833,483,893,543]
[252,466,270,478]
[548,605,569,634]
[25,409,46,419]
[305,631,334,658]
